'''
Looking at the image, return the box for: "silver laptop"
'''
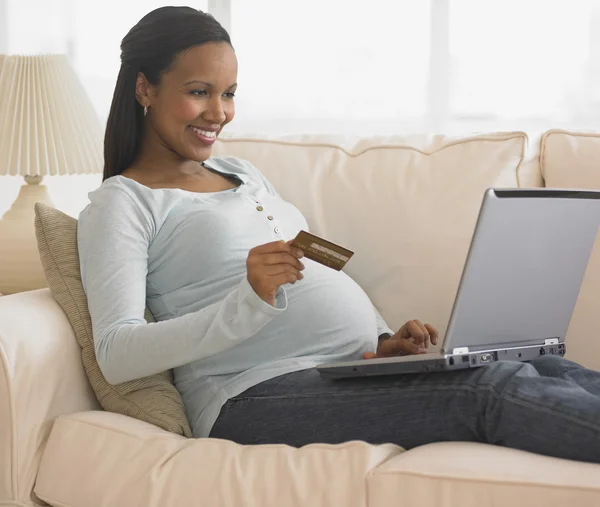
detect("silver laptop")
[317,188,600,380]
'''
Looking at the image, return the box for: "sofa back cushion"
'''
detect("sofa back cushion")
[34,203,192,436]
[539,130,600,370]
[213,132,532,343]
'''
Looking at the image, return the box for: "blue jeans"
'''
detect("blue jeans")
[209,356,600,463]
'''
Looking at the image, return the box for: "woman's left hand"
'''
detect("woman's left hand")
[363,320,439,359]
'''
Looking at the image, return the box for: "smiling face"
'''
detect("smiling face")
[136,42,238,163]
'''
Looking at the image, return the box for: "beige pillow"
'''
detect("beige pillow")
[34,202,192,437]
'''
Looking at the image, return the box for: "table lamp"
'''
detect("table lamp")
[0,54,103,294]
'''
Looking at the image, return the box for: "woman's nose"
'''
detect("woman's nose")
[204,97,226,123]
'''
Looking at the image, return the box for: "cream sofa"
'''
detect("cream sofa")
[1,129,600,507]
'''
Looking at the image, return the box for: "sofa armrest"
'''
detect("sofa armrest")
[0,289,99,506]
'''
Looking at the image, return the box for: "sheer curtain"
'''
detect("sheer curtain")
[4,0,600,135]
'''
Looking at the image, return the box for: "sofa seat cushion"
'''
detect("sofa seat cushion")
[34,412,402,507]
[368,442,600,507]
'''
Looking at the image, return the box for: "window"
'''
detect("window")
[230,0,431,133]
[448,0,599,128]
[222,0,600,134]
[5,0,600,134]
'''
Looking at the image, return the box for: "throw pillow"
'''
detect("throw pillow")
[34,202,192,437]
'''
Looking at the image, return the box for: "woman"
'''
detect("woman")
[78,6,600,462]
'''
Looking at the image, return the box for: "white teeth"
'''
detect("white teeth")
[191,126,217,138]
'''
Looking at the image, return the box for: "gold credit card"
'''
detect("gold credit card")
[290,230,354,271]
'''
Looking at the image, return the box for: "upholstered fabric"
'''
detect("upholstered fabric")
[368,442,600,507]
[0,289,99,506]
[540,130,600,188]
[33,203,192,436]
[538,130,600,370]
[35,412,600,507]
[518,130,545,188]
[2,130,599,507]
[212,132,529,341]
[35,411,402,507]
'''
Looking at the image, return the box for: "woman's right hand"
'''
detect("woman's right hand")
[246,240,305,306]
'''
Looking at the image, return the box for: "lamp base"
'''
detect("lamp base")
[2,175,55,221]
[0,221,47,294]
[0,176,54,294]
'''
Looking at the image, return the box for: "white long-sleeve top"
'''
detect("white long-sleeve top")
[77,156,393,437]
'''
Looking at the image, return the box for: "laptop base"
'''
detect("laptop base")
[317,342,566,380]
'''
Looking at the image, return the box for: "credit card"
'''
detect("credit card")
[290,230,354,271]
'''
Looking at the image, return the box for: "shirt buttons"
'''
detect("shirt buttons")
[256,205,264,211]
[274,227,281,234]
[267,215,274,221]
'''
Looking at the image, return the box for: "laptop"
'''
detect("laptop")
[317,188,600,380]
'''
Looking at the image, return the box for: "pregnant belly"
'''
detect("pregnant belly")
[193,261,379,375]
[278,261,379,354]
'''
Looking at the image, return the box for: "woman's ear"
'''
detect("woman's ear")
[135,72,152,108]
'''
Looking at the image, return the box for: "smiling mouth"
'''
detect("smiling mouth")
[190,126,218,139]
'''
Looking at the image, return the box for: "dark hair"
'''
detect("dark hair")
[103,6,231,180]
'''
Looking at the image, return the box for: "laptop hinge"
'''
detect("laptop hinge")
[452,347,469,355]
[544,338,559,345]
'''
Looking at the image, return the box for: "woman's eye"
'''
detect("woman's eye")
[191,90,207,96]
[223,92,236,99]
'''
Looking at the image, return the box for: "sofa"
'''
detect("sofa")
[1,129,600,507]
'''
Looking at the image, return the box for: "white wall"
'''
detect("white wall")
[0,0,8,53]
[6,0,70,54]
[0,175,102,219]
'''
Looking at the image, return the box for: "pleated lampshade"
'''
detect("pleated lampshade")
[0,54,103,177]
[0,54,103,295]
